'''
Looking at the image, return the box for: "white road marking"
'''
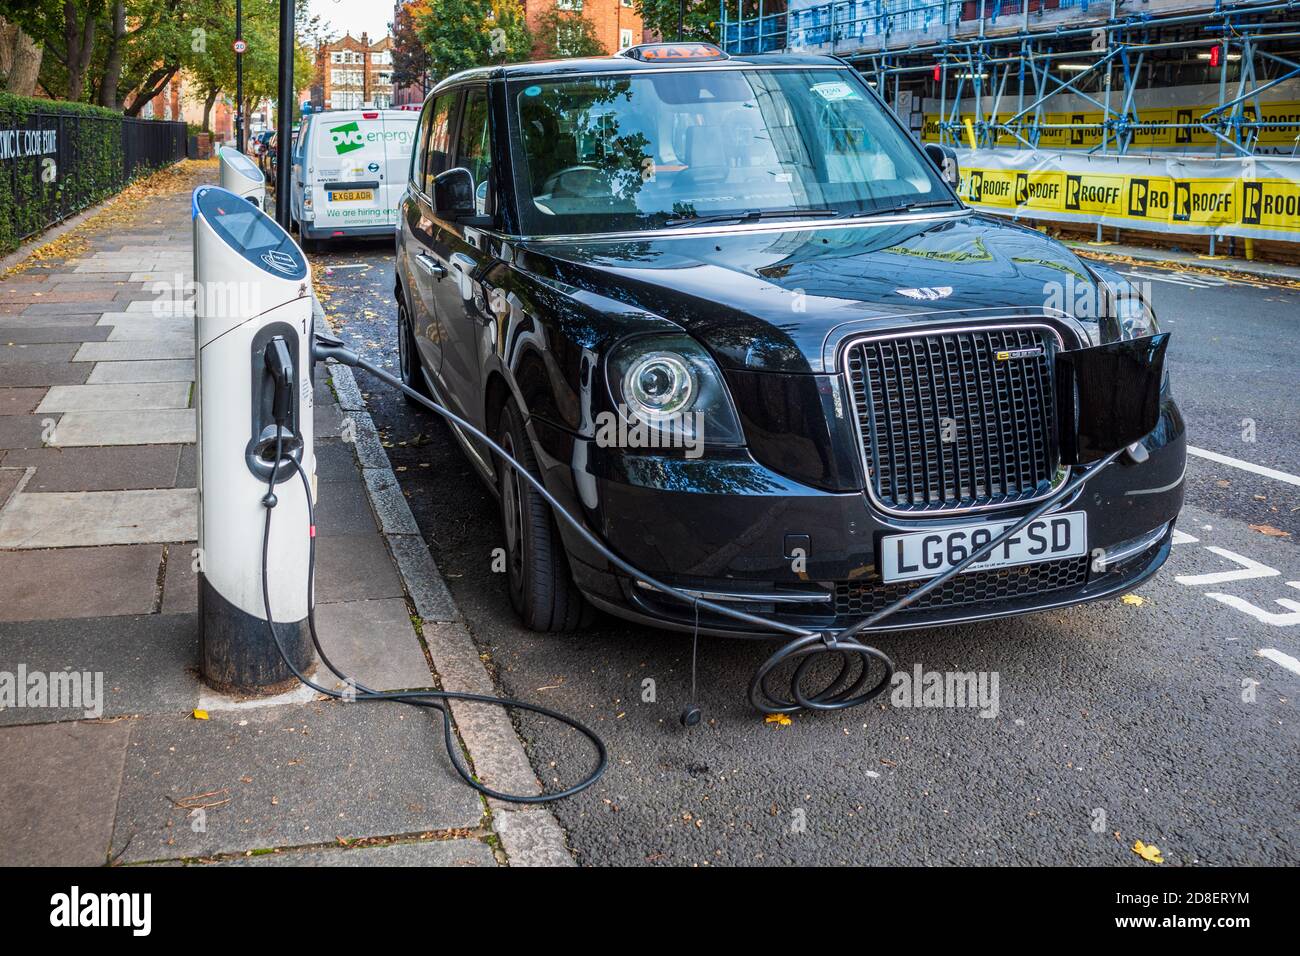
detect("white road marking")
[1175,546,1280,586]
[1207,590,1300,626]
[1257,648,1300,677]
[325,263,370,271]
[1186,445,1300,488]
[1122,269,1224,288]
[1172,529,1200,544]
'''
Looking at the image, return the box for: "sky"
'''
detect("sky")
[308,0,394,43]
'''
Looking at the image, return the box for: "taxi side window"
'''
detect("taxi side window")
[454,88,492,215]
[423,93,455,196]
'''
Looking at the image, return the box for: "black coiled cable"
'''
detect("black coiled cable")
[259,433,608,804]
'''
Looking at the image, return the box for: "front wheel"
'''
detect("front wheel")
[397,295,431,405]
[495,400,591,633]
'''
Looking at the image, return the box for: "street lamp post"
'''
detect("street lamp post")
[275,0,295,228]
[235,0,244,152]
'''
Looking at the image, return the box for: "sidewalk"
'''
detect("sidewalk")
[0,162,569,866]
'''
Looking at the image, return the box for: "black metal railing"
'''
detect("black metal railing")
[0,95,187,255]
[846,326,1059,512]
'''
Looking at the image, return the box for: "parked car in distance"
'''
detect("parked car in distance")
[290,109,419,251]
[395,43,1185,635]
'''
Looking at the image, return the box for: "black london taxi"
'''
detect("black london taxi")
[394,42,1185,634]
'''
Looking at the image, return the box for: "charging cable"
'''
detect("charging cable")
[249,332,1128,804]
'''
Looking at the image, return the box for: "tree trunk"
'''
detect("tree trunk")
[98,1,125,109]
[123,64,179,116]
[202,88,219,132]
[63,1,98,101]
[0,18,44,96]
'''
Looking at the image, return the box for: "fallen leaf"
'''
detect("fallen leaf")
[1121,594,1145,606]
[1132,839,1164,864]
[192,709,210,720]
[764,713,792,726]
[1249,523,1290,537]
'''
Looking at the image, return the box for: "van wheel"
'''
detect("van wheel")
[495,400,591,633]
[397,296,430,405]
[301,234,318,253]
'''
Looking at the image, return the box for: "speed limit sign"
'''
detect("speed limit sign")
[233,39,247,53]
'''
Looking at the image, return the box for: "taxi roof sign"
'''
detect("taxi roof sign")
[620,42,729,63]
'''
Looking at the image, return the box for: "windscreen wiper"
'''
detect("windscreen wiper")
[841,199,963,220]
[663,207,837,228]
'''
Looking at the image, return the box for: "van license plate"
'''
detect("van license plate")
[329,190,373,202]
[880,512,1087,583]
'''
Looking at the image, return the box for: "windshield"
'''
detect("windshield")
[508,67,952,236]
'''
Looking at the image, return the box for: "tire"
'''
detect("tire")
[495,400,591,632]
[397,294,431,405]
[300,233,318,254]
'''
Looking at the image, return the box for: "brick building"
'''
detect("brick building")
[310,33,397,112]
[525,0,646,57]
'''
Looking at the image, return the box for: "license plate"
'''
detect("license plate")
[328,189,373,202]
[880,512,1087,583]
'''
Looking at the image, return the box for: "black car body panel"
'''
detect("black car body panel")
[395,51,1186,637]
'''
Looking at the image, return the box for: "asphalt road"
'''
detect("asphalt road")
[313,238,1299,866]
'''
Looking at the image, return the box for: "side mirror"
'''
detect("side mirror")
[923,143,960,189]
[433,167,475,219]
[433,167,493,226]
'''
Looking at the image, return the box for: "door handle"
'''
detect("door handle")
[416,252,447,279]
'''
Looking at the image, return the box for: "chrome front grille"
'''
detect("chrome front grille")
[845,326,1061,513]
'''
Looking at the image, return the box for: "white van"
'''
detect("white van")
[290,109,419,250]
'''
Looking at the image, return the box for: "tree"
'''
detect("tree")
[635,0,717,45]
[392,0,430,94]
[535,8,603,60]
[414,0,529,84]
[0,16,43,95]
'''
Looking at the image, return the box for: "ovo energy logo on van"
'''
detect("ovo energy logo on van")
[329,121,366,155]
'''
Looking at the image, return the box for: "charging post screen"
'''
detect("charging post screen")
[196,186,306,280]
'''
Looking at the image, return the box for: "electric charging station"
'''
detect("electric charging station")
[193,184,315,693]
[217,144,267,209]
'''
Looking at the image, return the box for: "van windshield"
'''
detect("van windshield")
[508,67,953,236]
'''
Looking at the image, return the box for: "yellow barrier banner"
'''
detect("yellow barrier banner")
[954,149,1300,241]
[922,102,1300,149]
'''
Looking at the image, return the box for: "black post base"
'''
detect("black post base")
[198,572,314,696]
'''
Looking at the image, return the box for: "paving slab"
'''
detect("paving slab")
[110,701,485,863]
[161,543,197,614]
[23,302,122,315]
[86,359,194,385]
[315,533,405,604]
[314,479,379,535]
[50,408,195,446]
[125,300,194,315]
[0,721,131,866]
[0,362,90,387]
[208,838,495,867]
[73,339,193,362]
[1,343,77,363]
[0,544,163,622]
[0,613,200,725]
[0,488,196,548]
[314,439,361,481]
[311,598,432,692]
[0,414,54,450]
[0,313,114,329]
[37,382,190,413]
[1,445,183,492]
[104,318,192,340]
[0,387,45,415]
[0,465,24,508]
[0,326,111,344]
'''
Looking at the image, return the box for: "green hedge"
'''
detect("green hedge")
[0,92,178,256]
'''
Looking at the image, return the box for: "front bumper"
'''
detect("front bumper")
[531,394,1185,638]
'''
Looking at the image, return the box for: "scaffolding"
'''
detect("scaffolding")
[719,0,1300,158]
